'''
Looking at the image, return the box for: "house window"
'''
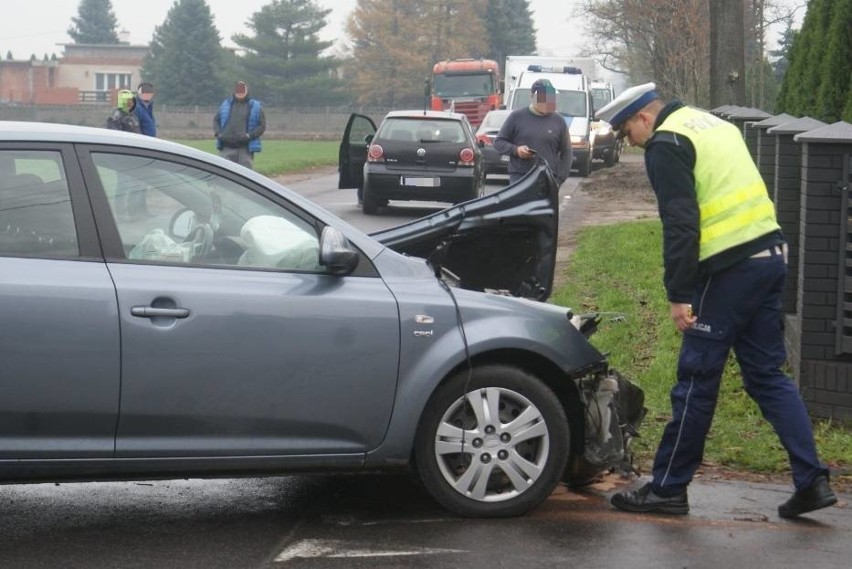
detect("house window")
[95,72,133,91]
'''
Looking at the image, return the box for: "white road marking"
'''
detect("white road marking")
[274,539,465,562]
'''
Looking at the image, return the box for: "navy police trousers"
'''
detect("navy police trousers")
[651,245,828,496]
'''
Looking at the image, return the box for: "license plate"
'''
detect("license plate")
[500,155,510,162]
[401,177,440,187]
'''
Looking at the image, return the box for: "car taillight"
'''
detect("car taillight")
[368,144,384,162]
[459,147,475,166]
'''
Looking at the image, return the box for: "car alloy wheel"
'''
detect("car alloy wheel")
[415,364,569,517]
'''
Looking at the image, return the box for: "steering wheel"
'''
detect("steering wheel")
[183,223,214,263]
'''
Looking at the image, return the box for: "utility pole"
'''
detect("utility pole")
[710,0,747,107]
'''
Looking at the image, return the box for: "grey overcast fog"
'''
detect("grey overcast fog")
[0,0,589,60]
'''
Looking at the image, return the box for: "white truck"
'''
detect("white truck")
[503,56,597,176]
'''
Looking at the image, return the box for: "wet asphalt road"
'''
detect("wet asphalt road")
[2,473,848,568]
[2,169,849,568]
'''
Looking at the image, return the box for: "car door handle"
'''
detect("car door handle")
[130,306,191,319]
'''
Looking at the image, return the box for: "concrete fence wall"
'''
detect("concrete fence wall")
[0,103,393,139]
[716,104,852,420]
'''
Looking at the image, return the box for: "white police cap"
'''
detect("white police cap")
[596,82,659,129]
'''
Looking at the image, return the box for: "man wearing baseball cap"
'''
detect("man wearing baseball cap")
[598,85,836,519]
[213,80,266,169]
[493,78,572,185]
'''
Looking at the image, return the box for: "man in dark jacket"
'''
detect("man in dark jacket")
[598,83,836,519]
[493,79,571,186]
[213,81,266,169]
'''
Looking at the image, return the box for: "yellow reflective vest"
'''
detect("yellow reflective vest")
[656,106,780,260]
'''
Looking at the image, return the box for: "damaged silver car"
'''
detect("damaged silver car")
[0,121,644,519]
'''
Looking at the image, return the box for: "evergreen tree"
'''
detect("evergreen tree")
[815,0,852,122]
[232,0,347,106]
[141,0,225,106]
[769,15,796,83]
[777,0,851,121]
[844,81,852,121]
[798,0,835,115]
[67,0,120,44]
[484,0,537,64]
[774,27,800,113]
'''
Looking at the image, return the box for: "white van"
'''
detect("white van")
[506,66,595,176]
[589,81,621,167]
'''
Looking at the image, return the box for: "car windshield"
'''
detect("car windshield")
[591,88,612,111]
[433,73,494,98]
[511,89,588,117]
[477,112,510,133]
[377,118,466,143]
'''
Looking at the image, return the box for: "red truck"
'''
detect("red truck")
[430,59,501,127]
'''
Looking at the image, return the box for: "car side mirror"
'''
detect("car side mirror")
[364,133,374,145]
[319,226,359,275]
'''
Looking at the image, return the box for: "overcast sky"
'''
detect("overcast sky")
[0,0,589,60]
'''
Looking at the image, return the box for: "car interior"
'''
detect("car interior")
[90,152,322,271]
[379,119,467,145]
[0,151,78,258]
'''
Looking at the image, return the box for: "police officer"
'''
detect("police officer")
[597,83,836,518]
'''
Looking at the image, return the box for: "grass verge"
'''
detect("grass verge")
[174,139,339,177]
[549,219,851,479]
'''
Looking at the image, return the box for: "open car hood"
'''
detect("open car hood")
[371,163,559,301]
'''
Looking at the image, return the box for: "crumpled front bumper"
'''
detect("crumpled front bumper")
[564,367,647,486]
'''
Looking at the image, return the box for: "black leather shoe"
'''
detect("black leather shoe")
[778,476,837,518]
[610,482,689,515]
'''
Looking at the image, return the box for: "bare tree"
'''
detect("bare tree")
[581,0,709,105]
[745,0,806,108]
[344,0,487,106]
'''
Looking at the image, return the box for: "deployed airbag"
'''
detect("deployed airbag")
[238,215,319,270]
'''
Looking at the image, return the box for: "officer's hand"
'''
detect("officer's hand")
[670,302,696,332]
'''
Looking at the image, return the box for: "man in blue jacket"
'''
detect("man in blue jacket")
[134,82,157,137]
[125,82,157,218]
[213,80,266,169]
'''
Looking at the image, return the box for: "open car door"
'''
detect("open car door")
[372,162,559,301]
[338,113,376,190]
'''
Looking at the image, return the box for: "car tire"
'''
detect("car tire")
[414,364,570,518]
[577,154,592,177]
[362,190,379,215]
[604,149,615,168]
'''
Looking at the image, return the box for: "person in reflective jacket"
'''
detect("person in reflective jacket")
[597,83,836,519]
[106,90,140,133]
